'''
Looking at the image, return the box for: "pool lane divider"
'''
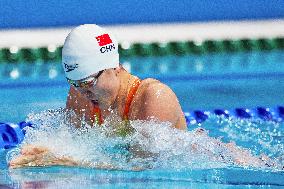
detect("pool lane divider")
[0,37,284,63]
[184,106,284,125]
[0,106,283,150]
[0,121,33,149]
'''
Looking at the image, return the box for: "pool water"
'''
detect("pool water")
[0,50,284,188]
[1,166,284,189]
[1,50,284,122]
[0,114,283,188]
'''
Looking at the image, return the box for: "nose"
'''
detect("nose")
[76,87,92,96]
[76,87,87,93]
[78,88,94,99]
[85,90,93,97]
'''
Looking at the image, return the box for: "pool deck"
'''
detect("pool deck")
[0,19,284,48]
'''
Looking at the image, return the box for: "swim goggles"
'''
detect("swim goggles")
[67,70,104,88]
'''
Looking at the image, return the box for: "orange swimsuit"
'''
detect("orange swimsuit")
[91,78,142,125]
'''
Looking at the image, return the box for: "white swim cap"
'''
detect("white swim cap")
[62,24,119,80]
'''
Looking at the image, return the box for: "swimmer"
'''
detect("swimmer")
[62,24,187,131]
[9,24,186,169]
[8,25,280,170]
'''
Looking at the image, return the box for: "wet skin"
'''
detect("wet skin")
[65,67,187,130]
[9,66,187,169]
[10,67,278,170]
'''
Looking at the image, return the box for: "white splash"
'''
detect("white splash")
[7,109,284,171]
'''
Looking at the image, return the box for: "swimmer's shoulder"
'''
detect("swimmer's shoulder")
[139,78,174,99]
[134,78,186,129]
[136,78,172,103]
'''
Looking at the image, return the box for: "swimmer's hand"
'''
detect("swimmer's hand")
[9,145,121,170]
[9,145,78,169]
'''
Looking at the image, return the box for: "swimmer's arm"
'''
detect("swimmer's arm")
[65,87,81,127]
[138,83,186,130]
[66,86,94,127]
[192,130,276,168]
[9,145,119,170]
[9,145,78,168]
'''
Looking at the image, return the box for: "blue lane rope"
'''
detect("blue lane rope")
[0,106,283,150]
[184,106,284,125]
[0,121,33,149]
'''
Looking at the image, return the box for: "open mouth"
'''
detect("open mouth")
[91,100,99,105]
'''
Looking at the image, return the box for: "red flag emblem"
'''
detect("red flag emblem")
[96,34,113,46]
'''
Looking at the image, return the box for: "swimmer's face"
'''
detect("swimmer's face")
[77,68,120,109]
[68,70,104,88]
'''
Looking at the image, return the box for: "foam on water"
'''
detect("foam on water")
[6,109,284,171]
[199,115,284,166]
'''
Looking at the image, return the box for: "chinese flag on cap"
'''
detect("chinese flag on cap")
[96,34,113,46]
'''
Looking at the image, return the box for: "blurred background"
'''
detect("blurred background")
[1,0,284,28]
[0,0,284,122]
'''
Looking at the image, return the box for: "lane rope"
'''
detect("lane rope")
[0,106,283,150]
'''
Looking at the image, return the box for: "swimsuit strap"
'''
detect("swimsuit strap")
[123,78,142,120]
[92,78,142,125]
[91,104,103,125]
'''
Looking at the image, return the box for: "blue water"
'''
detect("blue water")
[1,50,284,122]
[0,50,284,188]
[1,166,284,188]
[1,0,284,29]
[1,115,284,188]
